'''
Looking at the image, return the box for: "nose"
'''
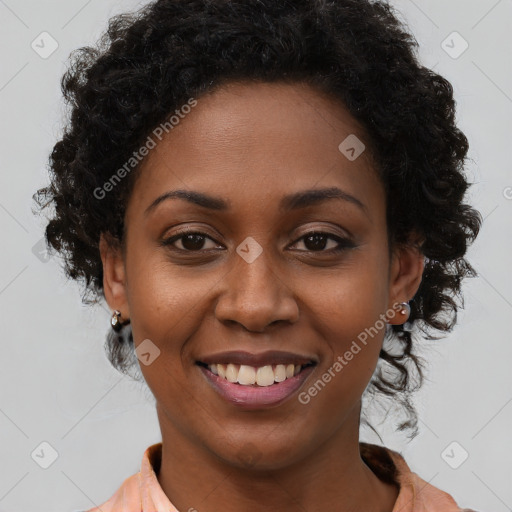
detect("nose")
[214,249,300,333]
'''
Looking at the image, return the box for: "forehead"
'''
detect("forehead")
[127,81,384,220]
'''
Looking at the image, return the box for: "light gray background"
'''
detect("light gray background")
[0,1,511,511]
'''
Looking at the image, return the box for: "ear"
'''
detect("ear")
[387,237,425,325]
[99,232,130,318]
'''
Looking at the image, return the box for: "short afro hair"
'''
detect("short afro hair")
[33,0,482,437]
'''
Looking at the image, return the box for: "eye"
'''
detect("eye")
[161,229,355,254]
[291,231,355,253]
[161,230,222,252]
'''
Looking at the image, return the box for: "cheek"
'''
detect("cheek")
[307,246,389,343]
[302,294,387,424]
[125,250,212,341]
[302,249,389,396]
[124,260,208,407]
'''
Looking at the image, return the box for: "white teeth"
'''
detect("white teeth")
[274,364,287,382]
[256,365,275,386]
[225,363,238,383]
[237,365,256,385]
[206,362,309,386]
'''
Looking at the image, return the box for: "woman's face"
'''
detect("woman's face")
[101,81,423,469]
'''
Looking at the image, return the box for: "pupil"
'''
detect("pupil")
[305,233,327,251]
[183,234,204,250]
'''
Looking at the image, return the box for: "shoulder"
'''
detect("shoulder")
[82,472,141,512]
[361,442,480,512]
[78,443,165,512]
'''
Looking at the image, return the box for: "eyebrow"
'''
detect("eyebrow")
[144,187,368,216]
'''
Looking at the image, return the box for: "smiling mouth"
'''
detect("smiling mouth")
[196,362,316,387]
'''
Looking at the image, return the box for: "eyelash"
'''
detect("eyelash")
[161,229,355,254]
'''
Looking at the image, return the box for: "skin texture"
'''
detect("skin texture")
[100,81,424,512]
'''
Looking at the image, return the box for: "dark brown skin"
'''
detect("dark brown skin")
[100,81,424,512]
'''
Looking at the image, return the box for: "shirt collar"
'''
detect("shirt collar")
[133,442,461,512]
[140,442,178,511]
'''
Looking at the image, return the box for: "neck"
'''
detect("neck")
[155,404,399,512]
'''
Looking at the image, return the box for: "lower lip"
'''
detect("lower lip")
[198,365,315,409]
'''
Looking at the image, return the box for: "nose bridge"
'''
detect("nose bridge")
[235,246,277,297]
[215,240,299,331]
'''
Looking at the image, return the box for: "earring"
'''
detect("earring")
[111,309,130,332]
[398,301,411,319]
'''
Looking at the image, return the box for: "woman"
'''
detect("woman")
[34,0,482,510]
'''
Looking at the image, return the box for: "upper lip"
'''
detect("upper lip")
[197,350,318,368]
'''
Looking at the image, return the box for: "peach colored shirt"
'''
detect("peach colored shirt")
[84,442,477,512]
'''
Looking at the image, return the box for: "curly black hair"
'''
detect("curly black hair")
[33,0,481,438]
